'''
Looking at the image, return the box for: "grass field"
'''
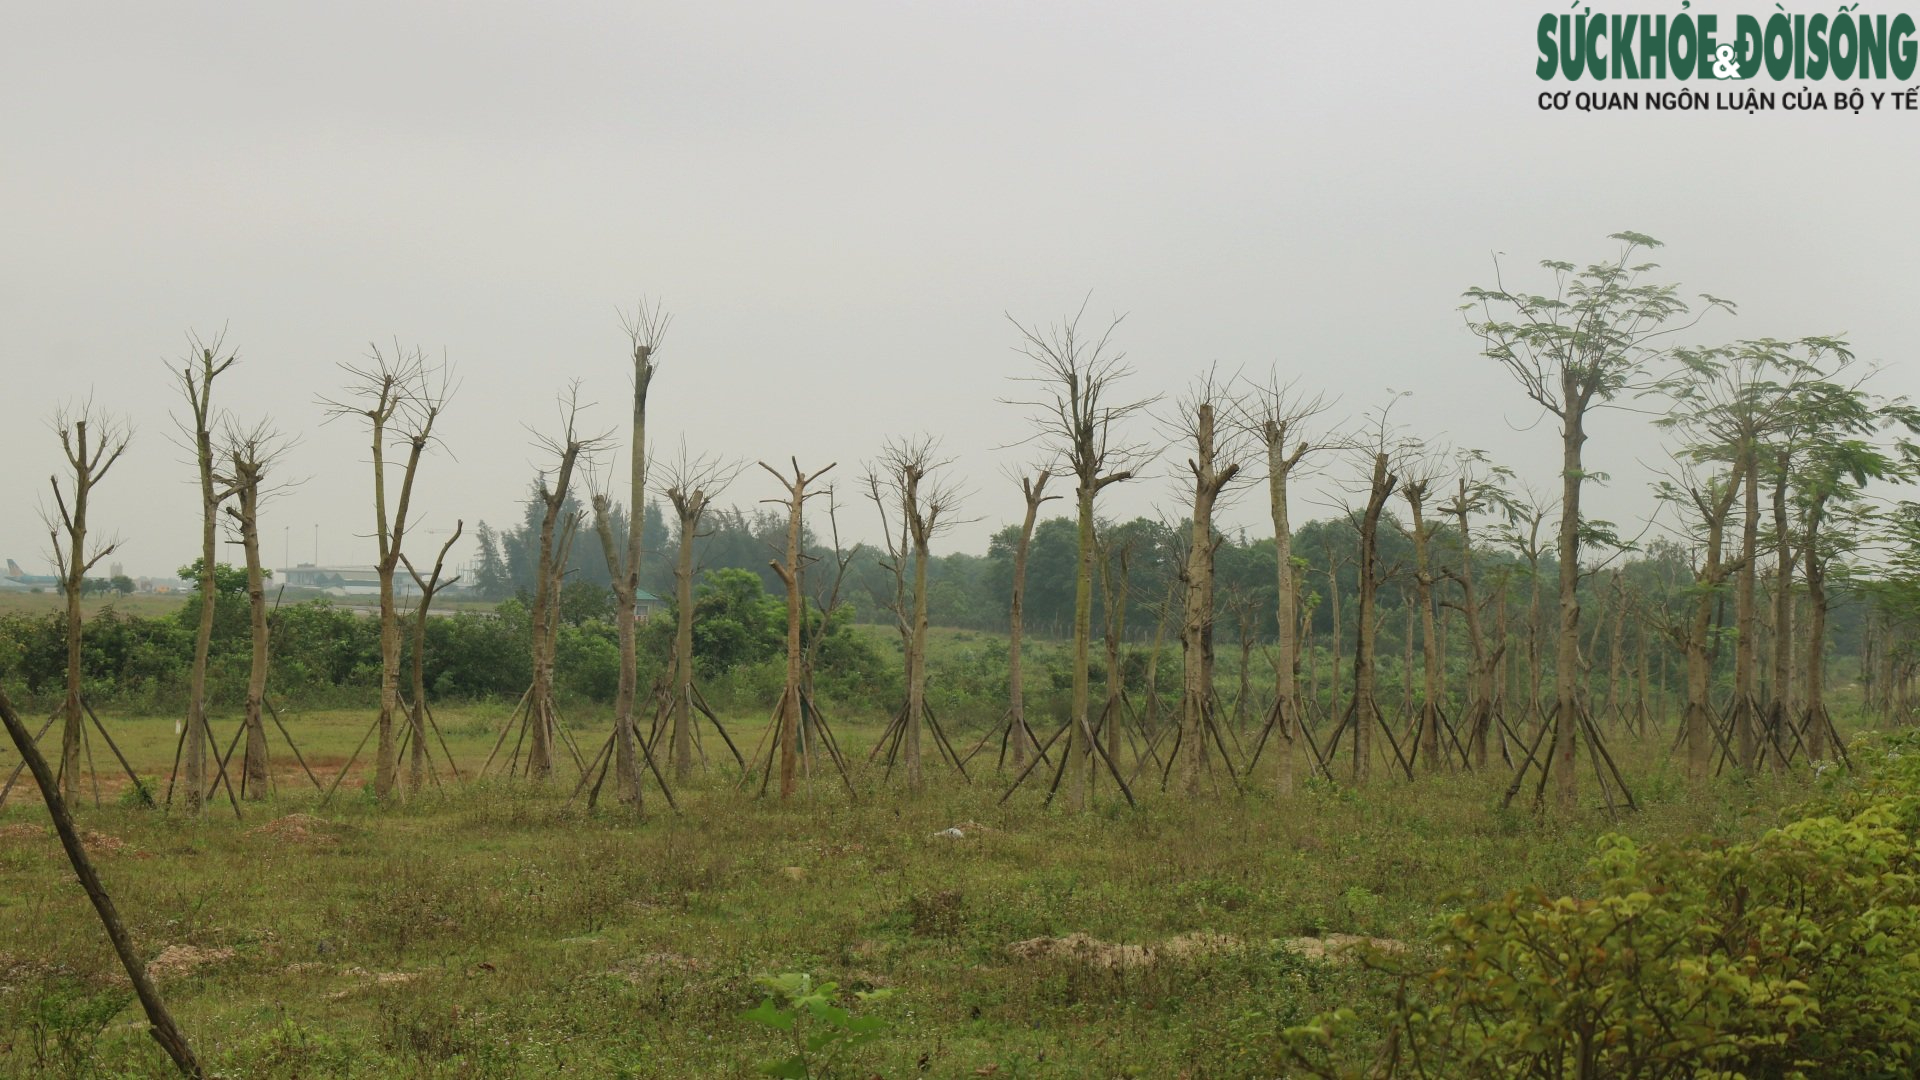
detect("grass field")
[0,699,1838,1078]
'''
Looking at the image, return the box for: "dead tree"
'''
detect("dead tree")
[319,344,449,799]
[221,420,296,799]
[590,300,666,807]
[1005,302,1153,810]
[43,402,131,805]
[400,522,463,793]
[760,458,836,800]
[657,442,745,780]
[0,685,203,1078]
[1240,375,1335,794]
[177,339,236,811]
[864,437,968,792]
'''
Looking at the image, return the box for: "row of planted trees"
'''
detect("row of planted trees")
[21,232,1920,820]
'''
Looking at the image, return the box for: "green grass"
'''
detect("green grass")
[0,696,1836,1078]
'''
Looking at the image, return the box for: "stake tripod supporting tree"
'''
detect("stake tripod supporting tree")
[1501,700,1637,817]
[0,696,148,811]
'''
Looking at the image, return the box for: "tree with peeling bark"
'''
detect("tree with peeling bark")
[220,420,296,800]
[865,437,967,793]
[590,299,666,807]
[760,458,835,800]
[1005,303,1154,811]
[175,338,237,811]
[658,442,745,781]
[1467,231,1727,810]
[319,345,450,800]
[1167,372,1253,796]
[401,522,463,793]
[42,402,130,805]
[1239,375,1335,794]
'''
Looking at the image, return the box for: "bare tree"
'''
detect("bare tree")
[527,389,607,782]
[401,522,463,793]
[1467,232,1726,809]
[175,337,237,811]
[1005,303,1154,810]
[1437,453,1510,770]
[1239,375,1335,794]
[1167,371,1253,795]
[1327,398,1418,786]
[319,344,451,799]
[591,299,667,807]
[43,402,130,805]
[865,437,967,792]
[1004,467,1058,768]
[760,458,836,800]
[658,441,744,780]
[220,419,296,799]
[1396,448,1453,774]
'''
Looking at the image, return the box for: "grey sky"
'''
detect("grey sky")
[4,1,1917,579]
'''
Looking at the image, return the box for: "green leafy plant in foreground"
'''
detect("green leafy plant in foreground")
[1282,731,1920,1079]
[741,972,895,1079]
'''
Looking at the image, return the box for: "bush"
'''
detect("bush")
[1283,732,1920,1079]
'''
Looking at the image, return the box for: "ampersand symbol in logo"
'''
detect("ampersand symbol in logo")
[1712,43,1740,79]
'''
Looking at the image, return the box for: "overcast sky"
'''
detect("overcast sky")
[5,1,1917,579]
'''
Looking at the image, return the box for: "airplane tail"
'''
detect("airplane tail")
[5,559,21,579]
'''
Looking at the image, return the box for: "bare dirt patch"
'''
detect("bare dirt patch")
[1006,931,1402,970]
[146,944,236,981]
[246,813,340,847]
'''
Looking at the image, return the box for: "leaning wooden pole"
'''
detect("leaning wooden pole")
[0,685,202,1078]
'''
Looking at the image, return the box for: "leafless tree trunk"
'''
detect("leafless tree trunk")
[866,438,962,793]
[1402,474,1445,772]
[591,302,665,806]
[1098,534,1134,769]
[1241,377,1330,795]
[1007,469,1056,768]
[1349,451,1396,785]
[1007,305,1153,810]
[1174,387,1244,796]
[0,685,202,1078]
[178,342,235,811]
[221,422,292,800]
[760,459,835,800]
[45,405,130,805]
[660,444,742,781]
[401,523,462,793]
[320,345,449,800]
[527,394,601,783]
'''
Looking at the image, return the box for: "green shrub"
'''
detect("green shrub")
[1284,733,1920,1078]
